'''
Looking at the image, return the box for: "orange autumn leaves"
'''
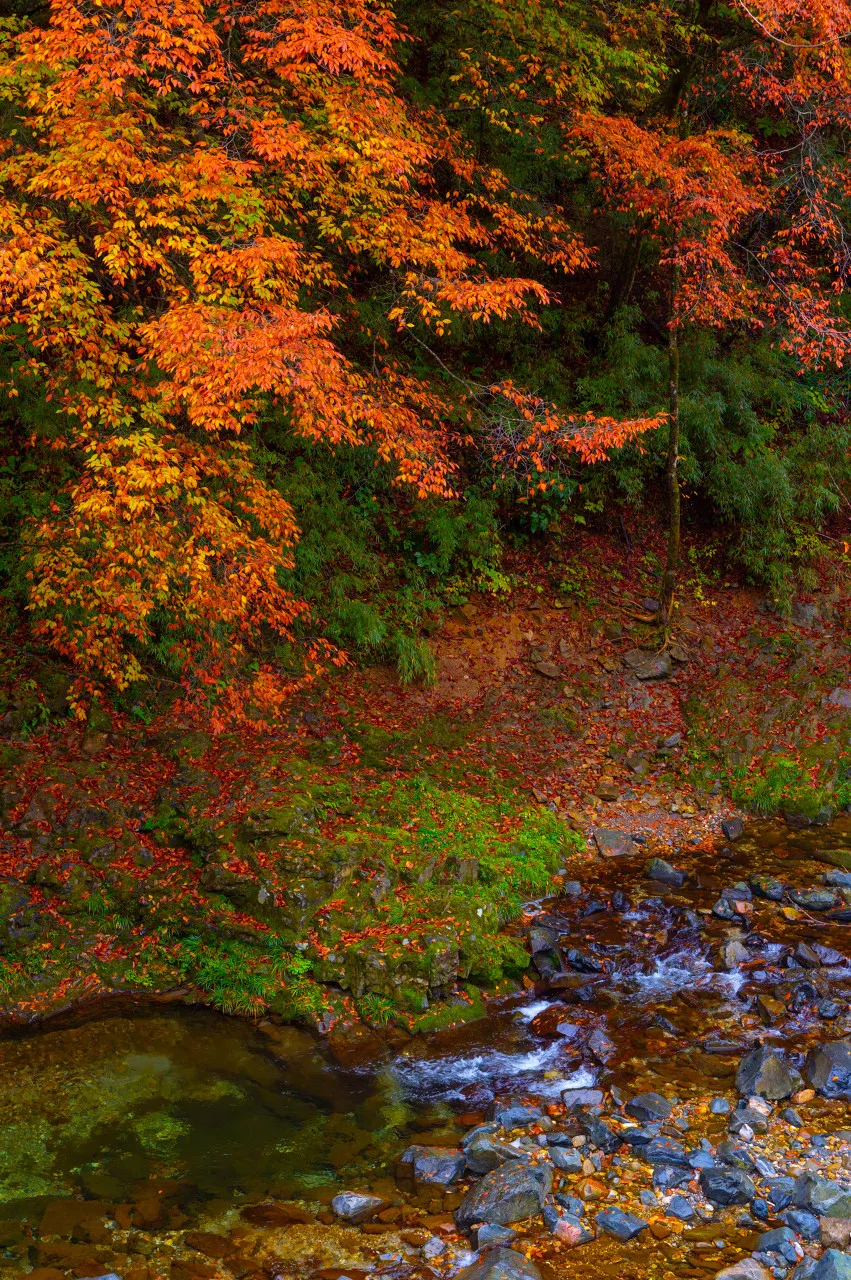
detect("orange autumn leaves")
[0,0,660,716]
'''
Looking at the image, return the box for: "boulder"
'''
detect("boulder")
[594,829,638,858]
[490,1102,543,1129]
[713,1262,771,1280]
[821,1221,851,1250]
[805,1041,851,1099]
[398,1145,466,1186]
[810,1252,851,1280]
[794,1174,851,1218]
[455,1248,543,1280]
[464,1132,522,1175]
[549,1147,582,1173]
[700,1168,756,1206]
[455,1163,552,1228]
[736,1047,801,1100]
[646,859,686,888]
[595,1207,648,1241]
[623,649,672,680]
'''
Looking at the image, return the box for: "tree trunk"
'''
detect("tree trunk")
[659,267,681,630]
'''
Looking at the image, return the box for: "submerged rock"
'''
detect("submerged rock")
[331,1191,386,1223]
[626,1091,672,1122]
[736,1046,801,1100]
[805,1041,851,1099]
[398,1144,466,1185]
[595,1206,649,1240]
[455,1248,543,1280]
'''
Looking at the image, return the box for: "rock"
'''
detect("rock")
[751,875,785,901]
[596,783,620,802]
[398,1145,466,1185]
[805,1042,851,1099]
[794,1175,851,1218]
[813,943,846,966]
[643,1137,691,1167]
[821,1221,851,1250]
[580,1115,622,1154]
[810,1251,851,1280]
[765,1179,796,1210]
[796,941,823,968]
[730,1105,769,1136]
[667,1195,694,1221]
[551,1212,593,1245]
[565,948,604,974]
[646,858,686,888]
[736,1047,802,1100]
[594,828,639,858]
[490,1102,543,1129]
[827,689,851,708]
[623,649,672,680]
[464,1133,516,1174]
[455,1248,543,1280]
[756,995,786,1026]
[331,1192,387,1223]
[722,818,745,841]
[710,1098,732,1115]
[626,1091,672,1122]
[455,1163,552,1228]
[758,1226,800,1261]
[784,1210,822,1239]
[533,662,561,679]
[700,1168,756,1206]
[476,1224,518,1249]
[823,871,851,887]
[586,1027,616,1061]
[549,1147,583,1173]
[595,1207,649,1241]
[791,889,839,912]
[782,1107,803,1127]
[820,1001,843,1019]
[562,1088,604,1111]
[713,1261,772,1280]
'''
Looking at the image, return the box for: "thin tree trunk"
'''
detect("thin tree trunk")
[659,266,681,631]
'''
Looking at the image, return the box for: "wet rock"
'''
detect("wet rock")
[805,1041,851,1099]
[586,1027,616,1062]
[626,1092,672,1122]
[549,1147,583,1173]
[611,888,632,912]
[784,1210,822,1239]
[476,1224,517,1249]
[399,1145,466,1185]
[782,1108,804,1127]
[455,1248,543,1280]
[623,649,672,680]
[756,995,786,1026]
[331,1192,387,1223]
[788,980,819,1013]
[594,829,638,857]
[667,1195,694,1221]
[595,1207,649,1240]
[730,1105,770,1136]
[810,1250,851,1280]
[710,1098,732,1115]
[813,943,846,966]
[823,872,851,888]
[820,1000,843,1020]
[791,889,839,912]
[562,1088,604,1112]
[646,859,686,888]
[622,1125,656,1148]
[717,1141,756,1170]
[796,942,823,968]
[722,818,745,841]
[713,1261,771,1280]
[580,1115,622,1154]
[490,1102,543,1129]
[751,874,785,901]
[654,1166,694,1192]
[455,1162,552,1228]
[565,948,604,974]
[758,1226,800,1261]
[700,1168,756,1206]
[643,1137,690,1167]
[794,1175,851,1218]
[463,1134,521,1174]
[736,1047,802,1100]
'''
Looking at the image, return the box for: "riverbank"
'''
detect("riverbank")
[1,537,850,1032]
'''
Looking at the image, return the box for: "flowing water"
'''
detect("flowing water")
[4,818,851,1277]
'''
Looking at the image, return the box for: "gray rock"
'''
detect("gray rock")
[562,1088,604,1111]
[784,1210,821,1240]
[751,874,785,901]
[722,818,745,841]
[455,1248,543,1280]
[549,1147,582,1173]
[491,1102,544,1129]
[782,1108,804,1128]
[710,1097,732,1115]
[399,1145,466,1185]
[586,1027,616,1061]
[476,1224,518,1249]
[700,1168,756,1206]
[827,689,851,709]
[823,872,851,888]
[717,1140,756,1170]
[462,1123,499,1148]
[595,1206,649,1240]
[542,1206,593,1243]
[455,1162,552,1228]
[667,1195,694,1221]
[810,1251,851,1280]
[331,1192,386,1223]
[565,948,604,975]
[713,1262,772,1280]
[805,1041,851,1099]
[765,1178,796,1210]
[646,858,686,888]
[465,1132,523,1174]
[736,1047,802,1100]
[594,829,638,857]
[644,1137,691,1166]
[626,1091,673,1122]
[757,1227,799,1262]
[794,1174,851,1218]
[580,1115,622,1154]
[794,1261,820,1280]
[791,889,839,912]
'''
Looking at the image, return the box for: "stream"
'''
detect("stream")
[4,818,851,1280]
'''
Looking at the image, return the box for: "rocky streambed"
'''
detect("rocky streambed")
[6,818,851,1280]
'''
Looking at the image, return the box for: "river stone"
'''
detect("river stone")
[331,1192,386,1223]
[476,1224,517,1248]
[824,871,851,887]
[646,858,685,888]
[465,1132,523,1174]
[667,1195,694,1221]
[565,948,604,975]
[562,1088,604,1112]
[455,1248,543,1280]
[623,649,672,680]
[821,1220,851,1249]
[751,874,784,901]
[643,1136,690,1166]
[399,1145,466,1185]
[721,817,745,841]
[810,1251,851,1280]
[791,888,839,912]
[626,1091,672,1122]
[595,829,638,857]
[581,1115,622,1154]
[462,1123,498,1148]
[794,1174,851,1217]
[491,1101,543,1129]
[757,1226,799,1261]
[805,1041,851,1098]
[713,1261,771,1280]
[595,1207,649,1240]
[785,1210,822,1239]
[736,1046,801,1099]
[700,1168,756,1206]
[765,1178,797,1210]
[549,1147,583,1173]
[455,1162,552,1228]
[827,689,851,708]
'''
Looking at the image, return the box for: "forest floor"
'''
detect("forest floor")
[0,532,850,1041]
